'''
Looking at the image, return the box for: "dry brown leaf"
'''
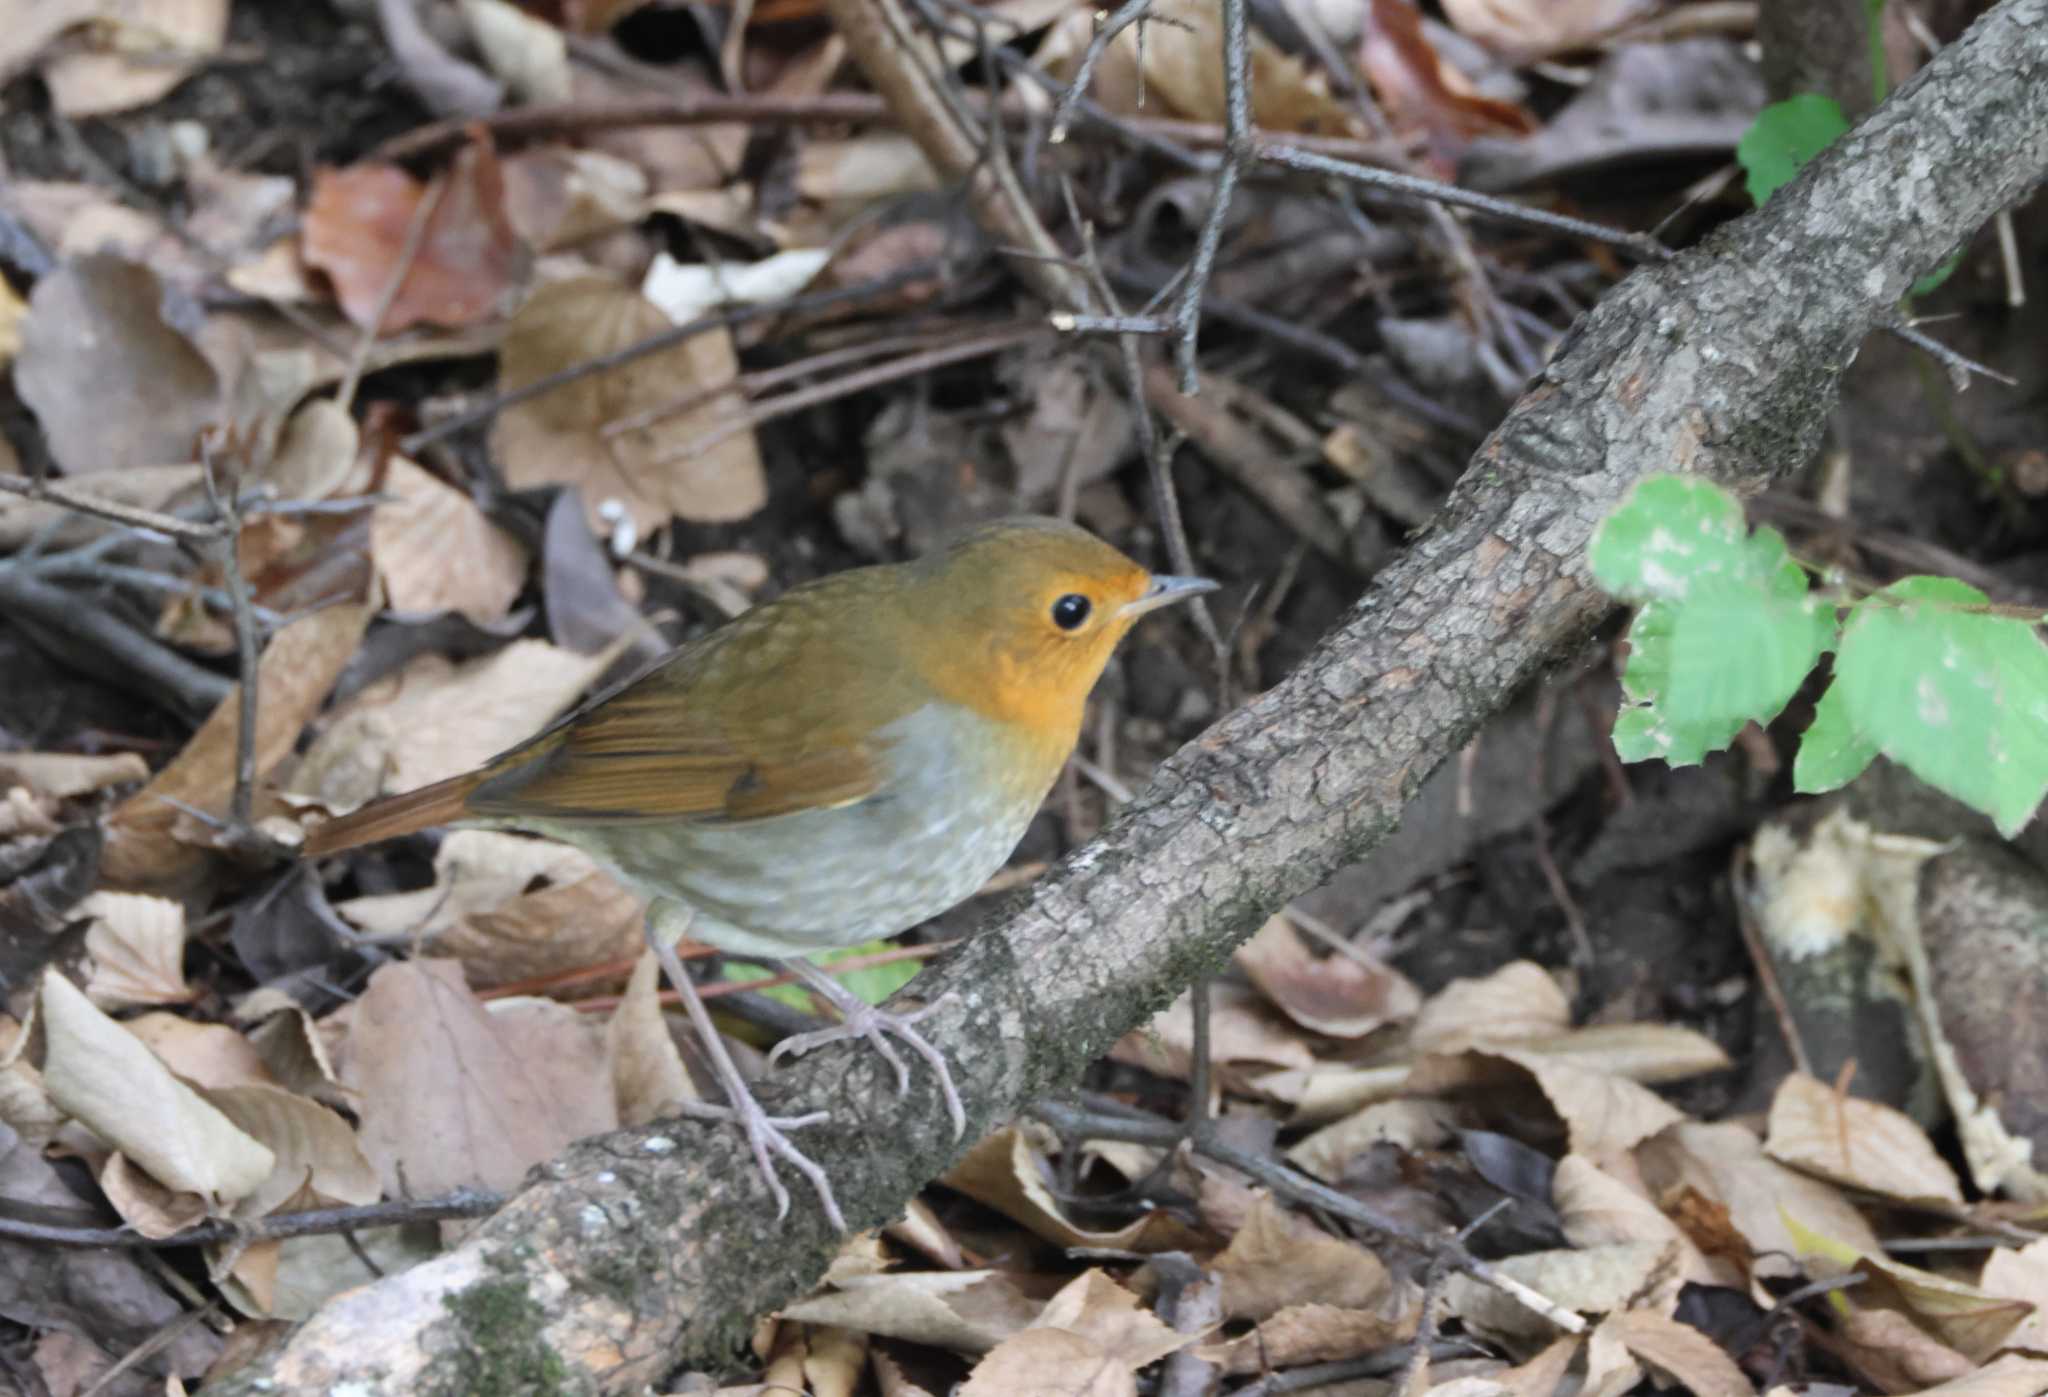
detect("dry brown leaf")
[943,1126,1205,1253]
[296,638,615,811]
[102,603,371,892]
[1978,1238,2048,1352]
[460,0,569,103]
[263,1226,440,1322]
[1445,1242,1676,1343]
[203,1083,380,1219]
[123,1014,277,1090]
[1112,983,1315,1083]
[1602,1309,1753,1397]
[302,143,527,333]
[1501,1051,1686,1156]
[1037,0,1362,135]
[0,752,147,799]
[1583,1314,1646,1397]
[99,1149,209,1238]
[605,948,695,1126]
[1409,961,1570,1052]
[1901,1353,2048,1397]
[780,1270,1042,1354]
[886,1195,966,1270]
[337,830,645,987]
[1234,915,1421,1038]
[243,1005,352,1108]
[1439,0,1656,61]
[1838,1306,1975,1391]
[262,396,361,503]
[1361,0,1537,174]
[958,1327,1133,1397]
[1211,1193,1392,1322]
[342,959,614,1196]
[1764,1073,1965,1206]
[41,0,228,116]
[1288,1097,1461,1181]
[1849,1254,2036,1364]
[1553,1155,1722,1287]
[1035,1270,1193,1370]
[77,891,191,1008]
[500,147,648,252]
[371,456,529,623]
[1497,1336,1580,1397]
[1638,1121,1882,1273]
[491,274,766,535]
[39,969,274,1205]
[15,255,219,477]
[1196,1302,1408,1374]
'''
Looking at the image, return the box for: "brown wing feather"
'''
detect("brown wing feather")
[463,576,922,825]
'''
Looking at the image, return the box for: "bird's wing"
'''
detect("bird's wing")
[464,588,916,825]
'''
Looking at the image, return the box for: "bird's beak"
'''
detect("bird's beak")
[1119,573,1219,620]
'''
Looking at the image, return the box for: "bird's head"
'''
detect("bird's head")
[903,516,1216,736]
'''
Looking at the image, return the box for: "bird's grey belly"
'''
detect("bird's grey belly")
[525,706,1048,959]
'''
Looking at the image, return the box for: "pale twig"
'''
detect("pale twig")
[79,1304,220,1397]
[0,474,223,542]
[400,265,948,453]
[649,325,1048,465]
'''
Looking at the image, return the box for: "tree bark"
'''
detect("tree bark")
[209,2,2048,1391]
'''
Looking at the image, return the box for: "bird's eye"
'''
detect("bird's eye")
[1050,594,1092,631]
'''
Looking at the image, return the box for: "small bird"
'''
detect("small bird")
[305,516,1214,1228]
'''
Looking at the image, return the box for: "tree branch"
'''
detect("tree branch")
[207,2,2048,1391]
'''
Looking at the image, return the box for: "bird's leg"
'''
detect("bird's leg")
[770,957,967,1140]
[644,905,847,1231]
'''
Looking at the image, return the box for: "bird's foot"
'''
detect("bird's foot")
[675,1095,844,1231]
[771,973,967,1140]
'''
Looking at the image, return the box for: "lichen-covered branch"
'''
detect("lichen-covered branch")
[209,3,2048,1391]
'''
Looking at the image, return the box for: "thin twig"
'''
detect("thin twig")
[1172,0,1252,393]
[0,1188,504,1250]
[1259,143,1673,261]
[0,565,234,717]
[79,1303,220,1397]
[649,325,1048,465]
[0,474,224,542]
[399,265,948,453]
[1730,843,1813,1078]
[1049,0,1157,143]
[200,440,260,831]
[1033,1100,1587,1333]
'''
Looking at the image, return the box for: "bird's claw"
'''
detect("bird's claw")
[676,1097,844,1230]
[770,990,967,1141]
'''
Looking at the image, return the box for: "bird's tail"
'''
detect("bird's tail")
[302,771,483,856]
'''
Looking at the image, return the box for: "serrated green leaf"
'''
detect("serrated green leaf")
[1833,578,2048,836]
[1794,678,1880,793]
[722,939,920,1013]
[1738,95,1851,205]
[1589,475,1751,602]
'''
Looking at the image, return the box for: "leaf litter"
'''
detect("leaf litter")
[0,2,2040,1394]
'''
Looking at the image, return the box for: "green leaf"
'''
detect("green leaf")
[1589,475,1753,602]
[1738,95,1851,205]
[1832,577,2048,836]
[1595,475,1835,766]
[1910,251,1962,298]
[1794,678,1880,793]
[722,939,921,1013]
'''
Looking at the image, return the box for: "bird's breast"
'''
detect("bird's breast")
[570,701,1070,957]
